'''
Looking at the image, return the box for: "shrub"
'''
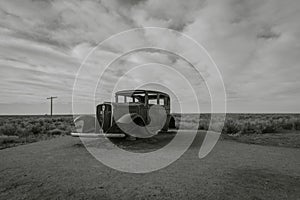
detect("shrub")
[223,120,240,134]
[55,122,61,126]
[261,122,277,133]
[30,124,43,135]
[15,127,30,137]
[0,137,20,145]
[280,121,294,130]
[47,128,64,135]
[241,122,259,134]
[38,119,44,127]
[198,120,209,130]
[294,120,300,130]
[0,124,16,136]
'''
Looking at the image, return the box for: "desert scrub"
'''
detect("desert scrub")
[0,116,75,149]
[173,113,300,134]
[279,119,294,130]
[198,119,209,130]
[0,124,17,136]
[294,121,300,130]
[223,120,241,134]
[47,128,65,135]
[261,121,277,133]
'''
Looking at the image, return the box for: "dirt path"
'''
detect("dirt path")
[0,132,299,200]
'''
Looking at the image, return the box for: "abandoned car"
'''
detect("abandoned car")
[72,90,176,138]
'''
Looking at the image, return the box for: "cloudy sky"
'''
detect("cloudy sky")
[0,0,299,114]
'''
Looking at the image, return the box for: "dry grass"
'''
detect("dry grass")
[0,115,75,149]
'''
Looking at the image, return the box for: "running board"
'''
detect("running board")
[71,133,126,138]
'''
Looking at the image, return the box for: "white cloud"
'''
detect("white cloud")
[0,0,299,114]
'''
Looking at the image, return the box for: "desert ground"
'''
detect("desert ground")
[0,131,299,200]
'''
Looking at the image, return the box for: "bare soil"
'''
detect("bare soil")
[0,131,299,200]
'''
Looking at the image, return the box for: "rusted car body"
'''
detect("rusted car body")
[72,90,176,138]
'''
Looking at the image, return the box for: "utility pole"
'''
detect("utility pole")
[46,96,57,116]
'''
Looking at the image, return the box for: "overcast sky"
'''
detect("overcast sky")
[0,0,299,114]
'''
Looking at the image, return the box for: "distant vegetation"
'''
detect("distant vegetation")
[173,113,300,134]
[174,113,300,148]
[0,113,300,149]
[0,116,75,149]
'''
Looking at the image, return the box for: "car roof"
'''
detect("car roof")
[116,89,169,97]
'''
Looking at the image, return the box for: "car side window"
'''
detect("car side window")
[149,99,157,105]
[117,95,125,103]
[159,98,165,105]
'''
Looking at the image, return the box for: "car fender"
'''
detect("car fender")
[73,115,101,134]
[168,114,176,129]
